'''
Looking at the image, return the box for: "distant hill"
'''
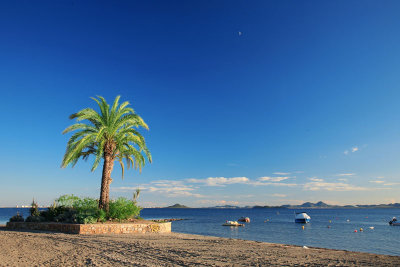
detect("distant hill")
[281,201,341,209]
[165,203,190,208]
[254,202,331,209]
[355,203,400,208]
[161,202,400,209]
[277,201,400,209]
[212,205,240,209]
[300,201,330,208]
[253,205,287,209]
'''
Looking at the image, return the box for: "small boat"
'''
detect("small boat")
[295,212,311,223]
[222,221,244,226]
[389,217,400,226]
[238,217,250,223]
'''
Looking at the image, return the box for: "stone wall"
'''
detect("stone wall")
[6,221,171,235]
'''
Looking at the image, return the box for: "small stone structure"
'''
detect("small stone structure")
[6,221,171,235]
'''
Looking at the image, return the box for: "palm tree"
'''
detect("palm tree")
[62,96,151,211]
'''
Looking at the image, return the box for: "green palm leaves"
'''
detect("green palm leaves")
[62,96,151,173]
[62,96,151,210]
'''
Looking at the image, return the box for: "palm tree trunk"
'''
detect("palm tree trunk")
[99,153,114,212]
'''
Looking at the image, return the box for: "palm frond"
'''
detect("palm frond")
[62,95,151,179]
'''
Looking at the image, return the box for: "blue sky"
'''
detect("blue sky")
[1,1,400,207]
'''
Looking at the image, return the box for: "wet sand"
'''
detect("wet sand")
[0,226,399,266]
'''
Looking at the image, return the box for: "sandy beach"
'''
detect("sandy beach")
[0,226,399,266]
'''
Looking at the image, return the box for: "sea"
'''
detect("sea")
[1,207,399,256]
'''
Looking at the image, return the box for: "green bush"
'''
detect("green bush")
[97,209,107,222]
[74,197,98,215]
[72,197,101,224]
[9,194,142,224]
[9,213,24,222]
[25,215,45,222]
[51,195,99,223]
[75,214,98,224]
[30,200,40,217]
[53,208,77,223]
[56,195,80,207]
[40,206,70,222]
[108,197,141,221]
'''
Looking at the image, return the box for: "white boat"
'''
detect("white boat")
[295,212,311,223]
[222,221,244,226]
[389,217,400,226]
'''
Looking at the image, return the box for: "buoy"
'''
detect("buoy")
[369,227,374,230]
[327,225,331,228]
[347,219,350,222]
[354,230,357,232]
[360,228,363,232]
[329,220,332,223]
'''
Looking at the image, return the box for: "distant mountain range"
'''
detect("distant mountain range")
[279,201,400,209]
[163,201,400,209]
[212,205,240,209]
[254,201,400,209]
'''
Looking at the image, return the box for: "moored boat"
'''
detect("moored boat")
[238,217,250,223]
[222,221,244,226]
[295,212,311,223]
[389,217,400,226]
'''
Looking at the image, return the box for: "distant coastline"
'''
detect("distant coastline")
[158,201,400,209]
[2,201,400,209]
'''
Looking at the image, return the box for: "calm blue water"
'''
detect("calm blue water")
[2,208,399,256]
[141,208,400,256]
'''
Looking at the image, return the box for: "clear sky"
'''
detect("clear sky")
[1,1,400,207]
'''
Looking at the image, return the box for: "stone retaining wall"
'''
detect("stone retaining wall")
[6,221,171,235]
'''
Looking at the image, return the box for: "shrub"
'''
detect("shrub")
[30,200,40,217]
[25,215,45,222]
[72,197,102,224]
[40,205,73,221]
[75,215,98,224]
[9,213,24,222]
[108,197,141,221]
[56,195,80,207]
[74,197,98,215]
[51,195,99,223]
[53,208,77,223]
[9,194,142,224]
[97,209,107,222]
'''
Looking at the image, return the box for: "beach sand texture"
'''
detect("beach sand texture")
[1,227,399,266]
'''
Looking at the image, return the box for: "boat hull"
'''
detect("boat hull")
[222,223,244,226]
[295,218,310,223]
[295,212,311,223]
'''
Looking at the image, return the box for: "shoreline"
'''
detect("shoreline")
[1,227,399,266]
[178,232,398,257]
[3,223,396,257]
